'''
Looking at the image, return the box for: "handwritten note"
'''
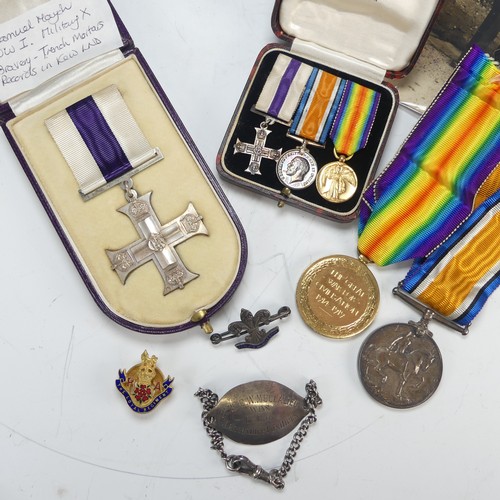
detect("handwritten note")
[0,0,124,101]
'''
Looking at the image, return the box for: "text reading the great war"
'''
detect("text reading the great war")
[313,269,366,321]
[0,0,122,99]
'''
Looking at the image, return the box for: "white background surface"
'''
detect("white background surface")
[1,1,500,499]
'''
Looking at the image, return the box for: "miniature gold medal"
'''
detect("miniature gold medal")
[316,155,358,203]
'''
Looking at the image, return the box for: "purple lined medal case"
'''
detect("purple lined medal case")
[217,0,444,222]
[0,1,247,334]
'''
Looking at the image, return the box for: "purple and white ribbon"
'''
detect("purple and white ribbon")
[255,54,314,123]
[46,85,161,198]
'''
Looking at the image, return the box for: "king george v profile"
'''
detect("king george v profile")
[285,156,310,184]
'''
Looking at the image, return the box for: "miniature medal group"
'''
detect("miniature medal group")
[233,54,381,205]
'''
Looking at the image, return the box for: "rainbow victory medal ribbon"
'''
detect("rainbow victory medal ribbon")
[329,80,381,158]
[358,44,500,331]
[315,81,381,204]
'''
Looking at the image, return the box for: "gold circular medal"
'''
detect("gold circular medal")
[316,160,357,203]
[296,255,379,339]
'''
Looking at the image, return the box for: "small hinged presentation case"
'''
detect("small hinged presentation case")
[0,0,247,334]
[217,0,444,222]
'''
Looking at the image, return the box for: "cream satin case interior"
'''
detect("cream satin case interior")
[0,0,247,333]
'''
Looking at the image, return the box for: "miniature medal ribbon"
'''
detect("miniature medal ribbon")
[233,54,315,176]
[255,54,314,123]
[289,67,344,145]
[359,45,500,266]
[329,80,381,156]
[358,45,500,327]
[274,66,345,191]
[45,85,162,199]
[238,55,313,176]
[312,79,379,203]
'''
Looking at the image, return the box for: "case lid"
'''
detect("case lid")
[273,0,442,79]
[0,0,128,104]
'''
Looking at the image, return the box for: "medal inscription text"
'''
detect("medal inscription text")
[296,255,379,338]
[207,381,308,445]
[316,273,366,318]
[310,268,369,326]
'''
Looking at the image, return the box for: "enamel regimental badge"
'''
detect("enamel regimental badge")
[116,350,174,412]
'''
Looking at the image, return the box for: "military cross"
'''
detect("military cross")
[234,126,282,175]
[106,192,208,295]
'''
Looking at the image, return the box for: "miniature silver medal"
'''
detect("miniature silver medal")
[276,143,317,189]
[233,120,282,175]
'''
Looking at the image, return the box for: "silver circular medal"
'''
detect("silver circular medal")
[276,148,317,189]
[358,323,443,409]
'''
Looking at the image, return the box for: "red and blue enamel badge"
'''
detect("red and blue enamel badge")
[116,351,174,412]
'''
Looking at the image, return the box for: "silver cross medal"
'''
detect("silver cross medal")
[234,120,282,175]
[106,180,208,295]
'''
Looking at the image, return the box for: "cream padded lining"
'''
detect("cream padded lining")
[8,56,242,328]
[280,0,439,72]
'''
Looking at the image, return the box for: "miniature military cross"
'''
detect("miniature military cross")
[234,124,282,175]
[106,192,208,295]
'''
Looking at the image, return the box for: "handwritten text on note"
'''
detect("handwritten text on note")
[0,0,124,101]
